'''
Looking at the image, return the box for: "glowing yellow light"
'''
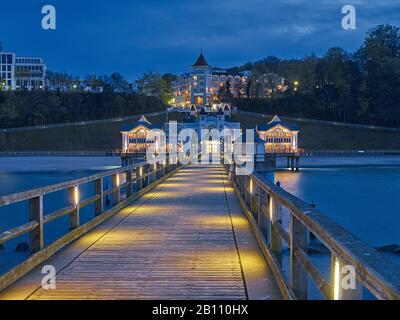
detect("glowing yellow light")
[153,163,157,171]
[333,258,341,300]
[115,174,120,187]
[74,186,79,206]
[294,81,299,86]
[249,179,253,195]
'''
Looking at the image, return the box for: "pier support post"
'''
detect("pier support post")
[295,157,300,171]
[290,214,308,300]
[29,195,44,254]
[136,166,143,190]
[147,164,152,185]
[126,170,132,197]
[250,180,257,219]
[68,186,80,230]
[112,173,120,205]
[287,157,290,168]
[270,195,282,266]
[143,164,150,187]
[258,190,269,240]
[94,178,104,216]
[244,176,250,207]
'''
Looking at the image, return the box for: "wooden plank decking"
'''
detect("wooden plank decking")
[0,164,281,300]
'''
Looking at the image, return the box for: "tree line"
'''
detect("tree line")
[228,25,400,127]
[2,24,400,128]
[0,91,165,128]
[45,71,175,104]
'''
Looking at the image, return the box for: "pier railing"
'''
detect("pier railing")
[226,162,400,300]
[0,156,181,291]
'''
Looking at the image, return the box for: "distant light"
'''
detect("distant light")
[74,186,79,206]
[333,259,341,300]
[294,81,299,86]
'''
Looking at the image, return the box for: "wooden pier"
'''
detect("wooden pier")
[0,158,400,300]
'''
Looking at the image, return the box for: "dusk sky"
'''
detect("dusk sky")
[1,0,399,80]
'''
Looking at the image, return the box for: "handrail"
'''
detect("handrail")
[0,154,184,292]
[0,165,132,206]
[226,161,400,300]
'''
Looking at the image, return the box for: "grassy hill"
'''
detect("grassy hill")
[0,113,186,151]
[1,111,400,151]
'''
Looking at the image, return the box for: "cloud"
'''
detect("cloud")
[2,0,400,79]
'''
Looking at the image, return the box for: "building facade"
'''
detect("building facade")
[172,52,248,108]
[120,116,163,154]
[256,116,299,153]
[0,51,47,91]
[121,113,299,163]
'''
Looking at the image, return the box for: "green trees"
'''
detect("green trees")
[0,91,165,128]
[356,25,400,126]
[134,71,171,104]
[234,24,400,127]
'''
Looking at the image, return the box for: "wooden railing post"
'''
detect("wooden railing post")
[258,190,269,240]
[250,179,257,217]
[29,195,44,254]
[146,164,151,186]
[94,178,103,216]
[142,164,149,187]
[244,176,250,207]
[331,255,363,300]
[290,214,308,300]
[154,163,159,180]
[68,186,80,230]
[239,175,245,197]
[269,194,282,266]
[126,170,132,197]
[112,173,120,205]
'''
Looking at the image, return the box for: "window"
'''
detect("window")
[1,55,6,64]
[7,55,12,64]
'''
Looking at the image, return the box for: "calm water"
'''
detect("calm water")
[0,157,121,275]
[275,165,400,247]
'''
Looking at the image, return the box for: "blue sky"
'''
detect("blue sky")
[1,0,399,80]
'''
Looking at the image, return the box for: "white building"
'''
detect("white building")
[256,115,299,153]
[0,51,47,91]
[172,52,248,108]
